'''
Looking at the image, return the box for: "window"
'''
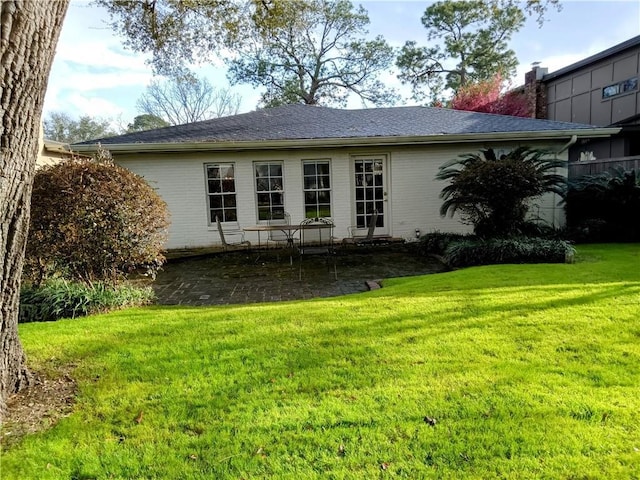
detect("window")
[623,77,638,92]
[255,162,284,220]
[205,163,237,223]
[602,76,637,99]
[303,160,331,218]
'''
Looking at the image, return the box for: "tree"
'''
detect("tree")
[127,114,170,133]
[0,0,69,417]
[396,0,524,104]
[96,0,241,78]
[44,111,119,143]
[227,0,397,107]
[450,74,531,117]
[25,149,169,285]
[98,0,397,108]
[136,76,242,125]
[436,147,566,237]
[396,0,560,104]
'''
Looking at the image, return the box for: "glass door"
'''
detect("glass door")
[353,156,388,235]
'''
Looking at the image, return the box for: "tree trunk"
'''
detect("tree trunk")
[0,0,69,419]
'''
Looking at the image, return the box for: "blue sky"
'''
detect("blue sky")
[44,0,640,126]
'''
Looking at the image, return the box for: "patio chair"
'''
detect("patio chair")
[343,210,390,246]
[267,211,294,264]
[267,211,293,246]
[216,216,251,251]
[297,217,337,280]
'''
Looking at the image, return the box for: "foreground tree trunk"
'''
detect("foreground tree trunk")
[0,0,69,419]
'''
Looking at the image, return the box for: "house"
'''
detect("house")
[72,104,618,250]
[36,122,90,168]
[36,123,73,167]
[524,35,640,176]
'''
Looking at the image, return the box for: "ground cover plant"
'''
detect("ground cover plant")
[19,280,154,323]
[2,244,639,479]
[444,236,573,267]
[418,232,573,267]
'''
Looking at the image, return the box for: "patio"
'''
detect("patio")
[151,245,448,306]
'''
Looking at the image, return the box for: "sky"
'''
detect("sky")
[44,0,640,127]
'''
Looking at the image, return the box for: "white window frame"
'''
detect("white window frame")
[205,163,238,224]
[302,159,332,219]
[254,162,285,221]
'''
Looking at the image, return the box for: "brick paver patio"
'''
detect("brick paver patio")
[151,245,447,306]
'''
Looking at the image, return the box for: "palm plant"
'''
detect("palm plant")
[436,147,566,237]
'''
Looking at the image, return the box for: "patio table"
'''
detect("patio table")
[243,222,334,264]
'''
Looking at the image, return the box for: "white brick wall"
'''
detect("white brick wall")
[115,141,569,250]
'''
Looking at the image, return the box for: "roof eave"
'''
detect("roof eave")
[43,139,72,153]
[70,128,621,154]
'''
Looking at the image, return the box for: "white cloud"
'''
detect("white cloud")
[512,1,640,84]
[65,93,124,118]
[53,69,152,93]
[44,1,154,118]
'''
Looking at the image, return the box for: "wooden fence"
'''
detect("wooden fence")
[568,155,640,178]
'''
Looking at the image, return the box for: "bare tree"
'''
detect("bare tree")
[44,111,119,143]
[136,75,242,125]
[0,0,69,418]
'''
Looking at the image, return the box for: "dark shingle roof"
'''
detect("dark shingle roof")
[78,104,597,146]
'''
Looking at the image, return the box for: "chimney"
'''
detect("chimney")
[525,63,548,119]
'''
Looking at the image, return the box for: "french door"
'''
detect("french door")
[352,156,388,235]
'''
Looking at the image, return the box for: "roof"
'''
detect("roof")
[543,35,640,82]
[73,104,618,153]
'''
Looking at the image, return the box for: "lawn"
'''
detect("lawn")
[2,244,639,479]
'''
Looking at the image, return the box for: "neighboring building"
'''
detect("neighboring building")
[525,35,640,176]
[72,104,617,250]
[36,122,82,167]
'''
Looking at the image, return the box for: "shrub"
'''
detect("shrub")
[19,280,155,323]
[418,231,472,256]
[436,147,566,238]
[25,149,170,285]
[565,168,640,242]
[443,237,574,268]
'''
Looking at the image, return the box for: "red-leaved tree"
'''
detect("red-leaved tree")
[450,75,531,117]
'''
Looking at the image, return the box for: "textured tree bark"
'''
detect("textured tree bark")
[0,0,69,419]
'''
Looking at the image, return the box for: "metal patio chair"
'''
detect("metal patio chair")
[343,210,390,246]
[216,216,251,251]
[297,217,337,280]
[267,211,295,264]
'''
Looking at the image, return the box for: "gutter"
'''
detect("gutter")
[71,128,621,155]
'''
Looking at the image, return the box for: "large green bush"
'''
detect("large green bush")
[566,168,640,242]
[436,147,566,237]
[25,151,169,284]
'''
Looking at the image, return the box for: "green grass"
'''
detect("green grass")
[2,244,639,479]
